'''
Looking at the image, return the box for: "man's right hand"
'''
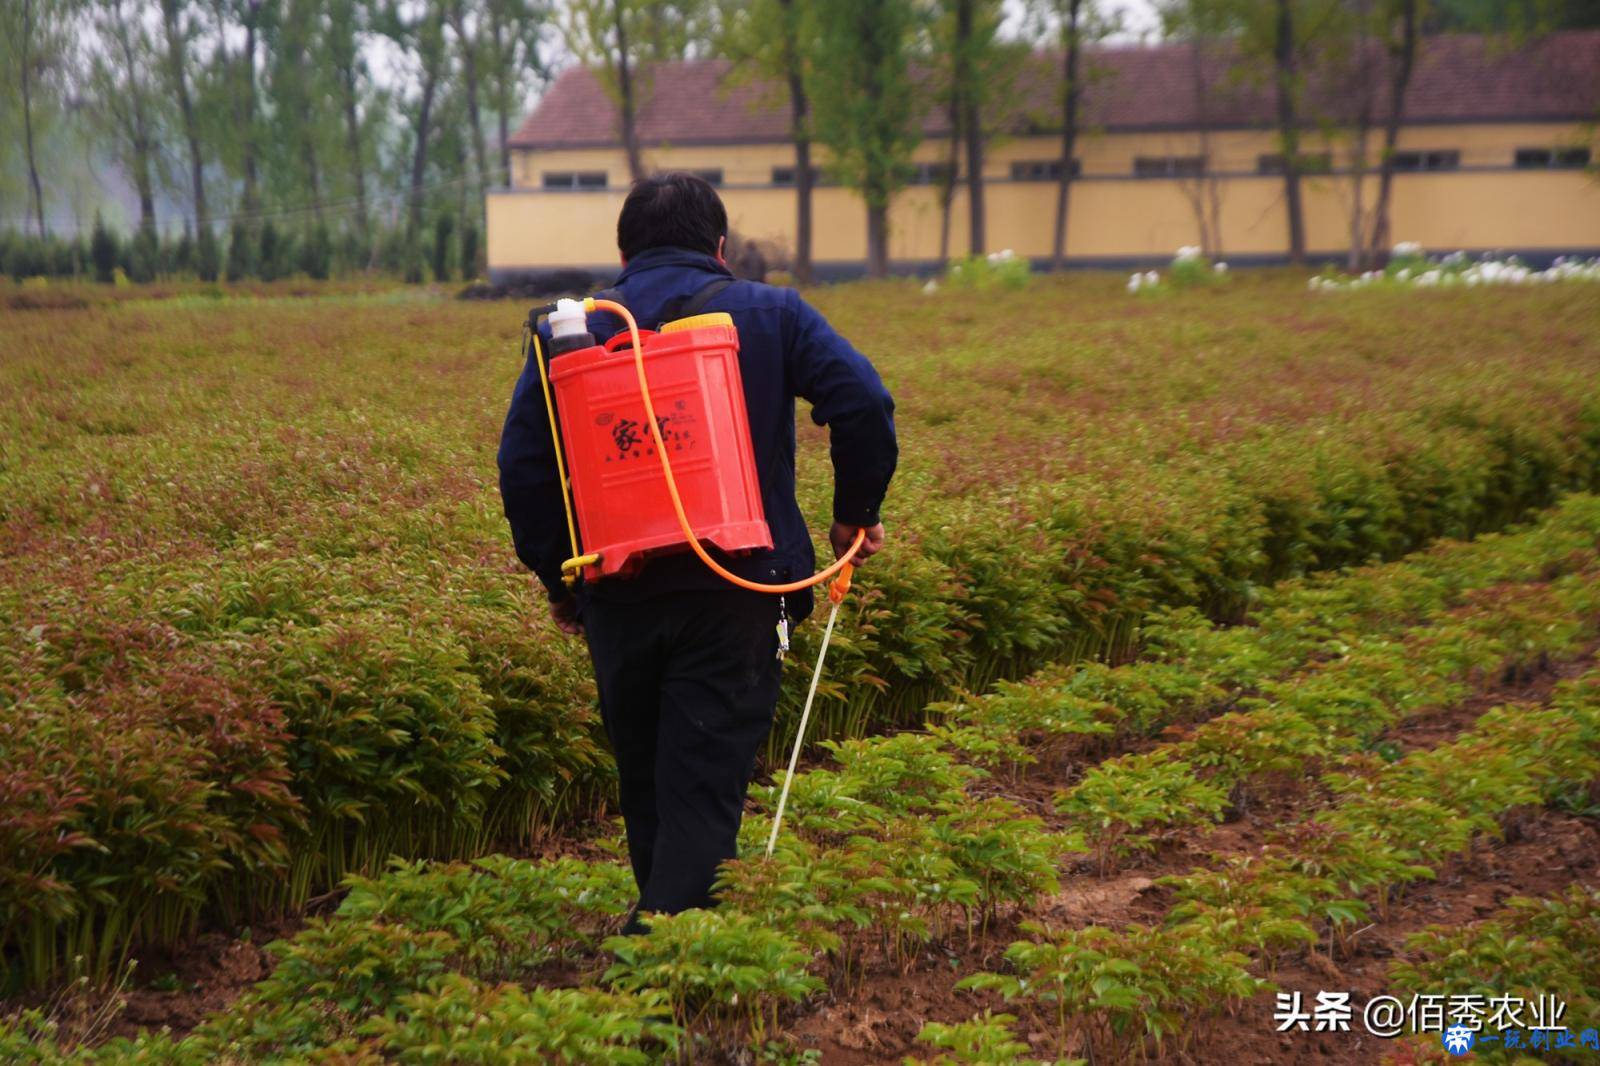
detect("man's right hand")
[830,521,885,565]
[548,588,582,636]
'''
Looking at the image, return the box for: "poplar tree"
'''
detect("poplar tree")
[566,0,705,184]
[808,0,924,278]
[721,0,820,281]
[88,0,164,240]
[1035,0,1112,268]
[1,0,69,237]
[485,0,551,186]
[935,0,1008,257]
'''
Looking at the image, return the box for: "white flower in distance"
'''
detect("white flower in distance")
[922,279,939,295]
[1174,245,1202,262]
[1392,241,1423,258]
[1214,261,1229,273]
[1145,270,1160,285]
[1127,273,1144,292]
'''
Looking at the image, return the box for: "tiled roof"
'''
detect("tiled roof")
[509,30,1600,149]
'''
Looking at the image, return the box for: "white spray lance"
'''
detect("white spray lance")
[765,564,853,857]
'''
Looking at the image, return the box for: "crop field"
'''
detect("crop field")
[3,272,1600,1062]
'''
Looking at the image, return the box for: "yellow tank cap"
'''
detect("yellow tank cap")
[660,311,734,334]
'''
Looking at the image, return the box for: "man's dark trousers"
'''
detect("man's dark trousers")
[583,586,782,917]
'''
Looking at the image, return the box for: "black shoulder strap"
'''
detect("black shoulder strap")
[653,276,735,328]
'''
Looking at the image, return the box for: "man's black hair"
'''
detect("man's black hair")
[617,172,728,261]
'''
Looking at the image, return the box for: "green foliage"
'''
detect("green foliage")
[125,229,159,285]
[364,974,681,1064]
[431,214,456,282]
[194,917,461,1057]
[335,856,634,971]
[194,227,221,282]
[1167,247,1226,288]
[88,217,117,284]
[224,222,256,283]
[1179,706,1331,795]
[299,224,332,281]
[807,0,924,270]
[258,222,285,282]
[959,923,1264,1060]
[603,909,823,1049]
[1055,752,1229,871]
[909,1010,1080,1065]
[944,250,1032,290]
[459,221,480,280]
[1389,886,1600,1057]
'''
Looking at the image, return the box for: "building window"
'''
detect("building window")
[1133,156,1204,178]
[1010,159,1081,181]
[542,171,607,189]
[771,165,824,186]
[908,162,956,185]
[1389,150,1459,172]
[1514,147,1591,169]
[1257,152,1333,174]
[688,168,724,186]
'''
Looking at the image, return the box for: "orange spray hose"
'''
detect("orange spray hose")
[589,296,860,599]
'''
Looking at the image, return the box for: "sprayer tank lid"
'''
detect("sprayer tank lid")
[548,298,589,340]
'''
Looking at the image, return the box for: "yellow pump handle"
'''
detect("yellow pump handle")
[586,296,863,598]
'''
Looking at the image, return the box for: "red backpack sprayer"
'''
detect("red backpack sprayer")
[523,294,864,856]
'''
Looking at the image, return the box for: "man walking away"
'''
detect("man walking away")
[498,172,897,932]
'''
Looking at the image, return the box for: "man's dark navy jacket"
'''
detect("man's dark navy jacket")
[497,247,897,622]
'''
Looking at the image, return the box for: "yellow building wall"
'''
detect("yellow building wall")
[488,122,1600,273]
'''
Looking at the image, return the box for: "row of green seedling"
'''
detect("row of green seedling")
[1383,884,1600,1065]
[959,669,1600,1062]
[1054,564,1600,872]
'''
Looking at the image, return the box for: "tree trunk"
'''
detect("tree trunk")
[409,35,443,242]
[1052,0,1082,269]
[336,56,369,243]
[956,0,984,255]
[963,102,984,255]
[1343,0,1375,270]
[614,0,644,181]
[240,1,262,217]
[306,139,324,225]
[488,3,513,182]
[1347,120,1370,271]
[779,0,812,282]
[1187,34,1222,257]
[20,0,47,238]
[161,0,208,233]
[1369,0,1417,265]
[866,203,889,278]
[1272,0,1305,265]
[451,0,490,193]
[939,89,960,264]
[109,1,158,234]
[791,101,815,283]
